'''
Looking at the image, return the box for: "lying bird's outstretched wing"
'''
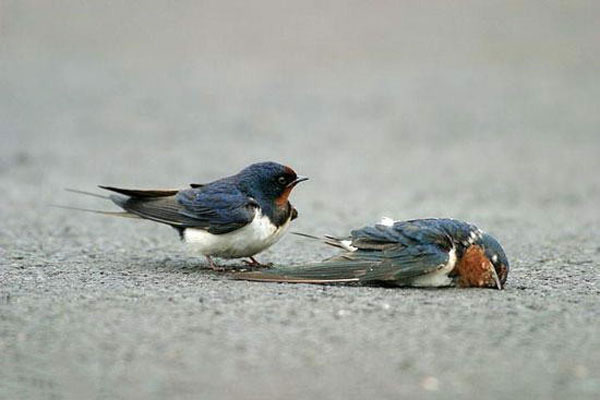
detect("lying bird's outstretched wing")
[235,222,454,285]
[235,245,450,284]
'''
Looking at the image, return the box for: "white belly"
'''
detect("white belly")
[410,247,457,287]
[183,209,291,258]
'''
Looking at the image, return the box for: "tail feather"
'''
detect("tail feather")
[50,204,140,218]
[57,188,139,218]
[64,188,110,200]
[292,231,353,251]
[107,194,127,208]
[291,231,324,241]
[98,185,179,198]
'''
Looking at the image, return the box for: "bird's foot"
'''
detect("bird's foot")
[242,256,273,268]
[205,256,226,271]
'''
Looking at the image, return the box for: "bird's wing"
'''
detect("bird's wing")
[175,188,259,234]
[237,219,456,284]
[100,185,257,234]
[98,186,180,198]
[350,220,452,250]
[235,242,451,284]
[292,219,454,252]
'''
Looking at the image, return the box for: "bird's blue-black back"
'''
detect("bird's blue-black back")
[103,162,299,234]
[350,218,477,252]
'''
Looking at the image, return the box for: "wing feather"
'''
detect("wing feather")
[100,185,257,234]
[99,185,179,198]
[235,243,449,285]
[238,220,458,285]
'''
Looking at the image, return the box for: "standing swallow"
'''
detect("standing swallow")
[66,162,308,269]
[235,217,509,289]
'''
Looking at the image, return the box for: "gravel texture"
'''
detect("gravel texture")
[1,2,599,399]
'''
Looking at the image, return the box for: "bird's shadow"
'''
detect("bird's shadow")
[135,256,512,290]
[141,256,266,274]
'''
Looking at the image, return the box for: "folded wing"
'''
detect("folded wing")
[100,185,257,234]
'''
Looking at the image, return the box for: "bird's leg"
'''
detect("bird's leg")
[243,256,272,268]
[205,256,224,271]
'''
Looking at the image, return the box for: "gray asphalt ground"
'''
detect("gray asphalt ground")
[1,1,599,399]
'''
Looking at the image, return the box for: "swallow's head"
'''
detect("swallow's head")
[238,162,308,205]
[478,232,510,289]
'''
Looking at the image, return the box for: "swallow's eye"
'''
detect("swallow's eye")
[277,176,288,185]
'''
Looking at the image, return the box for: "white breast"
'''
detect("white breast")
[410,247,457,287]
[183,209,291,259]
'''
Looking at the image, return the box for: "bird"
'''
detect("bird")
[64,161,308,269]
[235,217,509,289]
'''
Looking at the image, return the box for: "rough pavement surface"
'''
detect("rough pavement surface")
[1,2,599,399]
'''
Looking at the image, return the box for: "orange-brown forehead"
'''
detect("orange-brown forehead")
[283,165,297,177]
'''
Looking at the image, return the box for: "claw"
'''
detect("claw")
[205,256,225,271]
[242,257,272,268]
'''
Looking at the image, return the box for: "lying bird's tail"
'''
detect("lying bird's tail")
[292,231,357,252]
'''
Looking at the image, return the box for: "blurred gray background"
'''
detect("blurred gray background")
[1,1,599,399]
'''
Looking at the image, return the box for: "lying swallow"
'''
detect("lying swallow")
[65,162,308,269]
[235,217,509,289]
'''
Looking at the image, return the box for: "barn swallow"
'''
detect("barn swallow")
[64,162,308,269]
[235,217,509,289]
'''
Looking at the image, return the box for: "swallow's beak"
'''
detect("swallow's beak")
[490,265,503,290]
[287,176,309,188]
